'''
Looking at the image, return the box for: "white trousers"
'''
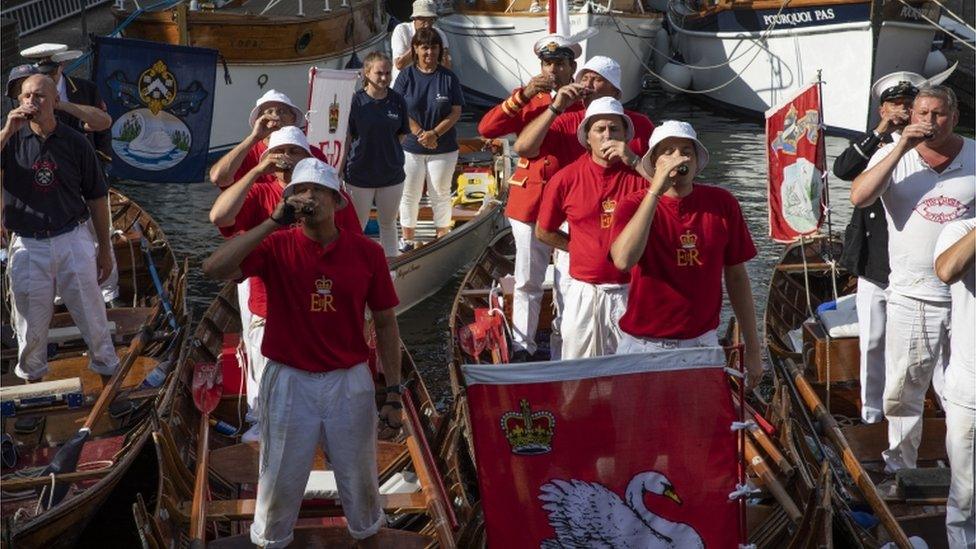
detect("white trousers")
[616,329,720,354]
[945,399,975,548]
[856,277,888,424]
[400,150,459,229]
[882,292,950,471]
[9,224,119,380]
[509,218,552,355]
[550,248,571,361]
[347,183,404,257]
[237,281,268,421]
[560,278,628,359]
[52,219,118,305]
[251,361,383,548]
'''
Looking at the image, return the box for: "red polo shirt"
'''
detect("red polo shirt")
[218,180,361,318]
[542,107,654,169]
[239,227,399,372]
[610,184,757,340]
[232,140,331,185]
[478,88,583,223]
[536,155,648,284]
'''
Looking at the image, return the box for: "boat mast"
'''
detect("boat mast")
[548,0,570,34]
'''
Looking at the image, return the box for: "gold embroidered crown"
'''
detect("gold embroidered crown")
[315,277,332,293]
[680,230,697,249]
[501,399,555,456]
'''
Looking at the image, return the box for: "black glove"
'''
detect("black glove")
[270,200,297,226]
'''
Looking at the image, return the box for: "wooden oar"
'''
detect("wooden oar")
[189,361,223,548]
[778,358,913,549]
[39,303,161,509]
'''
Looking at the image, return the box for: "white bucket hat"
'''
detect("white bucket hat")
[260,126,311,158]
[283,158,348,209]
[411,0,438,18]
[248,89,305,128]
[576,96,634,148]
[642,120,710,177]
[574,55,622,94]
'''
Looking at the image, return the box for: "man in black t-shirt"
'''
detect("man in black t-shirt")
[0,74,119,383]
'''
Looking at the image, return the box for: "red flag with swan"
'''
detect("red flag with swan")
[463,349,742,547]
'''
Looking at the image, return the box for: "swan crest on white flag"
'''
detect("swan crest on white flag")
[462,348,742,548]
[306,68,359,170]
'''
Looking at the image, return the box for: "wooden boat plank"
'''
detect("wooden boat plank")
[207,525,431,548]
[176,492,428,522]
[209,440,407,485]
[842,419,948,464]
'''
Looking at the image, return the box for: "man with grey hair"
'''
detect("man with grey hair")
[851,85,975,474]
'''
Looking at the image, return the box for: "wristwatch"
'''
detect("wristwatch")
[385,383,405,395]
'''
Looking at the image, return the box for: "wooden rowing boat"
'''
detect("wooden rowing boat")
[446,227,824,547]
[763,235,949,547]
[0,189,189,548]
[386,138,511,314]
[133,282,482,547]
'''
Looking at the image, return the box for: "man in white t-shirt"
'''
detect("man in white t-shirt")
[934,218,975,548]
[851,85,975,473]
[391,0,451,85]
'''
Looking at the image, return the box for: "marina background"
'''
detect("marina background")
[0,1,973,545]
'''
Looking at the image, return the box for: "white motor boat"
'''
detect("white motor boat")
[659,0,947,135]
[439,0,663,107]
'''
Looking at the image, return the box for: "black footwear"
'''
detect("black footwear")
[510,349,533,363]
[398,239,416,253]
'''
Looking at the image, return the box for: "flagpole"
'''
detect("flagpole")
[816,70,835,268]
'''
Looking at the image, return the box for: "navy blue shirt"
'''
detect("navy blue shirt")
[393,65,464,155]
[1,122,107,234]
[345,88,410,188]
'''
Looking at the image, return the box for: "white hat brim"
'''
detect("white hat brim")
[576,112,635,148]
[248,99,305,128]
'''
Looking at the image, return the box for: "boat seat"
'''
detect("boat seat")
[175,492,428,523]
[841,419,947,464]
[208,440,408,485]
[207,525,431,548]
[48,322,117,345]
[801,321,860,382]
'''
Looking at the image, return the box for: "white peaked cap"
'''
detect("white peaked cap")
[248,89,305,128]
[261,126,311,158]
[20,43,67,59]
[533,34,583,60]
[283,158,348,209]
[574,55,622,94]
[576,96,634,147]
[643,120,710,177]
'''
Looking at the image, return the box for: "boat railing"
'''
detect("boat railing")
[1,0,112,37]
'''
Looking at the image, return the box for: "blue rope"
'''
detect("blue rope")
[65,0,183,75]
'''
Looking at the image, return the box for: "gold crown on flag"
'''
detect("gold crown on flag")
[501,399,555,456]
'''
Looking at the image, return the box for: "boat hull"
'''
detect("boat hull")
[668,2,938,134]
[439,11,661,108]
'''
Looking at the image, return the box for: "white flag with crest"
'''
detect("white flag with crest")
[306,67,360,170]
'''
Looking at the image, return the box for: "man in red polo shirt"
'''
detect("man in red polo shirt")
[203,158,402,548]
[513,55,655,167]
[535,97,650,359]
[477,33,582,362]
[209,126,361,442]
[610,120,762,388]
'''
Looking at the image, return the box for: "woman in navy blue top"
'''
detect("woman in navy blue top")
[345,51,410,257]
[393,27,465,249]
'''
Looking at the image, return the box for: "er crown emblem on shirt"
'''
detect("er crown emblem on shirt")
[677,230,703,267]
[601,199,617,229]
[501,399,555,456]
[311,277,336,312]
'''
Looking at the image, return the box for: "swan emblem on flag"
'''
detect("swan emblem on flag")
[538,471,704,548]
